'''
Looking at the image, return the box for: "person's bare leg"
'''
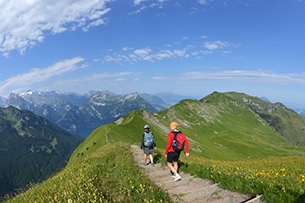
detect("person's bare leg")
[172,162,181,180]
[143,153,147,163]
[173,162,179,173]
[149,154,155,166]
[167,162,177,174]
[149,154,153,163]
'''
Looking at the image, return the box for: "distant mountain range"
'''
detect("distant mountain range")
[0,90,304,138]
[0,106,83,199]
[1,90,304,137]
[0,90,176,137]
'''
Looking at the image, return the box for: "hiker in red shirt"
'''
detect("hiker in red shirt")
[165,122,189,181]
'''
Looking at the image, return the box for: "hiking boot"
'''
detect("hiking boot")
[143,162,148,166]
[151,163,155,167]
[174,173,181,181]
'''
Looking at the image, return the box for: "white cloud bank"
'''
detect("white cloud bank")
[102,36,238,64]
[182,70,305,84]
[0,0,111,56]
[0,57,85,94]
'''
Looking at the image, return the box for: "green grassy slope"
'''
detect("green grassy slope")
[210,91,305,146]
[65,96,305,202]
[6,144,172,203]
[6,92,305,203]
[153,97,305,160]
[68,109,174,166]
[70,93,305,163]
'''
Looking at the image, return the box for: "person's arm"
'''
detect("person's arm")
[140,134,144,149]
[164,132,173,156]
[152,132,156,148]
[185,136,190,156]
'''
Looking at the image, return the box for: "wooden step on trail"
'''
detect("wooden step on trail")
[129,145,263,203]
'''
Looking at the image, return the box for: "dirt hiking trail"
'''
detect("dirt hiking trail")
[129,145,263,203]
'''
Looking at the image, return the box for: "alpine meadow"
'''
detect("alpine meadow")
[5,91,305,203]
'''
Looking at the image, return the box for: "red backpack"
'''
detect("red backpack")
[172,131,186,152]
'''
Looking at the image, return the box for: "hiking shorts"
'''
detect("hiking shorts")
[167,151,180,163]
[144,147,154,154]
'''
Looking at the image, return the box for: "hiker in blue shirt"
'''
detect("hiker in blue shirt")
[140,124,156,166]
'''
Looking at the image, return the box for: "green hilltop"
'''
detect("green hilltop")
[6,91,305,203]
[70,91,305,162]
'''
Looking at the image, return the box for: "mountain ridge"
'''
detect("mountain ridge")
[203,91,305,146]
[70,91,305,162]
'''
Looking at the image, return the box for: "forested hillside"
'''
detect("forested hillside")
[0,106,83,199]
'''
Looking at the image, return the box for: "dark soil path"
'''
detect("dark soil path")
[129,145,263,203]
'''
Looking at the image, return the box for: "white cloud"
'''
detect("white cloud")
[102,37,236,63]
[54,72,140,87]
[134,0,146,5]
[133,0,167,6]
[133,48,156,61]
[122,46,133,51]
[103,47,188,63]
[134,48,152,57]
[0,57,85,93]
[129,6,147,15]
[103,53,131,64]
[154,50,173,59]
[197,0,213,5]
[158,0,168,3]
[130,0,168,15]
[173,49,187,57]
[76,72,137,81]
[182,70,305,84]
[203,40,230,50]
[0,0,111,56]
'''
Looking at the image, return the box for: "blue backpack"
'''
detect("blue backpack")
[143,132,154,147]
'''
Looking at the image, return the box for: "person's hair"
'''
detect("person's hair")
[170,122,178,130]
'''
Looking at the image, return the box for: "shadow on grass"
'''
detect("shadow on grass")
[294,193,305,203]
[154,151,163,164]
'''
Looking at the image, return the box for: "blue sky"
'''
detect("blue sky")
[0,0,305,109]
